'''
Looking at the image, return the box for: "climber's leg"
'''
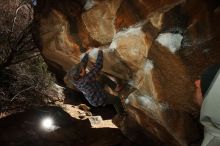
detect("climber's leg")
[98,74,117,90]
[104,92,124,114]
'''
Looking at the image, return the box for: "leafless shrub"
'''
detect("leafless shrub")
[0,0,61,117]
[0,0,37,67]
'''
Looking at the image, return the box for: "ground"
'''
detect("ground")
[0,91,135,146]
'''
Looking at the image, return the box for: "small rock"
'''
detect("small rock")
[85,111,92,116]
[88,116,103,126]
[78,104,90,111]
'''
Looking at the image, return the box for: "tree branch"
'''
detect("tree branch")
[0,89,5,96]
[11,4,26,33]
[16,37,35,52]
[11,85,34,102]
[11,2,32,33]
[1,23,34,68]
[14,23,33,48]
[17,46,39,55]
[10,53,40,66]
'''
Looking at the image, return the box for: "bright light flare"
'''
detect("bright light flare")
[41,117,54,130]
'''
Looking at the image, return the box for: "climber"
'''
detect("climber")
[67,49,124,114]
[194,64,220,146]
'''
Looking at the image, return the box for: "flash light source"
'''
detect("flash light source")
[41,117,54,130]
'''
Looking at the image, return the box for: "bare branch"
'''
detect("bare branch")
[11,4,26,33]
[11,2,33,33]
[16,37,35,52]
[11,85,34,102]
[14,23,33,48]
[10,53,40,65]
[0,89,5,96]
[17,46,39,55]
[0,23,35,68]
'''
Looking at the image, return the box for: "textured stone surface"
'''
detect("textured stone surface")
[35,0,220,145]
[82,0,122,44]
[38,9,81,70]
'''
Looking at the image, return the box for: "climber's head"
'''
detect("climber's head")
[194,64,220,106]
[69,63,86,81]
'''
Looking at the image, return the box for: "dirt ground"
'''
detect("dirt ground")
[0,94,136,146]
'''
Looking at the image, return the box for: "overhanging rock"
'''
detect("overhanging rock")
[34,0,220,145]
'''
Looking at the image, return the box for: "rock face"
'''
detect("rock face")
[34,0,220,145]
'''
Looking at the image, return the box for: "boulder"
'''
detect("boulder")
[34,0,220,145]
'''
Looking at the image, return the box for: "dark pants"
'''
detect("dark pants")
[104,92,124,114]
[98,74,117,90]
[98,74,124,114]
